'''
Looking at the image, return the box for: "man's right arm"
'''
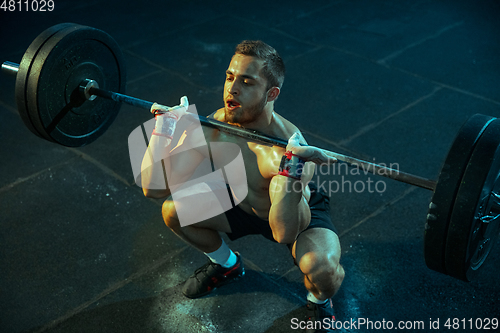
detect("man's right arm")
[140,97,206,199]
[141,127,206,198]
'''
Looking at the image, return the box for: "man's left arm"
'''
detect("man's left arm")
[268,133,337,244]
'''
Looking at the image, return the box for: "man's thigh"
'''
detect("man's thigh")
[190,212,232,233]
[165,194,233,234]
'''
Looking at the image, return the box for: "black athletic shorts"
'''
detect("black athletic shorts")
[224,183,337,244]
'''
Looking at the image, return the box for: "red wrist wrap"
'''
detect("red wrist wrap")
[278,151,305,180]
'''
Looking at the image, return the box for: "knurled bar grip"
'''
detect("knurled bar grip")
[89,87,154,111]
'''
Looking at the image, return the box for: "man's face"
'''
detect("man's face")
[223,54,269,125]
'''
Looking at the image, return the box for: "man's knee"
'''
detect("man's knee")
[162,199,180,229]
[299,251,344,283]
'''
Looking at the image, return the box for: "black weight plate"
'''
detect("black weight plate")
[26,23,126,147]
[425,114,495,275]
[445,119,500,281]
[15,23,76,140]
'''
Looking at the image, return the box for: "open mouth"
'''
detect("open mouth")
[226,100,241,111]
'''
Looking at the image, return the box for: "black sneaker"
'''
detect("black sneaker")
[182,252,245,299]
[306,299,336,332]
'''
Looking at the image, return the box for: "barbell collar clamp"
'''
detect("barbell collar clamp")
[79,79,98,101]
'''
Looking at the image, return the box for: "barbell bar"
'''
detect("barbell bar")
[2,61,437,191]
[2,23,499,282]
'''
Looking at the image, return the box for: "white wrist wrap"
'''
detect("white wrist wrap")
[152,113,179,139]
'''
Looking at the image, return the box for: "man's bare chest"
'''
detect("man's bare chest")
[206,131,283,189]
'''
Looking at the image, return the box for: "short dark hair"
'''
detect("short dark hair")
[234,40,285,89]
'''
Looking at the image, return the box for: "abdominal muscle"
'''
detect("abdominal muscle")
[231,177,311,221]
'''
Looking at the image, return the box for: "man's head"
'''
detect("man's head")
[234,40,285,90]
[223,41,285,125]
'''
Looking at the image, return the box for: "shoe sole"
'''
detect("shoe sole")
[182,269,245,299]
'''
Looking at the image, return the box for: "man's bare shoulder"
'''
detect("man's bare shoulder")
[210,108,225,121]
[199,108,224,141]
[198,108,306,145]
[272,112,307,144]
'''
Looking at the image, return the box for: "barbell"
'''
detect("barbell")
[2,23,499,282]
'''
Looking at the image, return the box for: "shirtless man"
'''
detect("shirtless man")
[141,40,345,333]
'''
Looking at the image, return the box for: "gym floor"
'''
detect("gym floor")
[1,1,499,332]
